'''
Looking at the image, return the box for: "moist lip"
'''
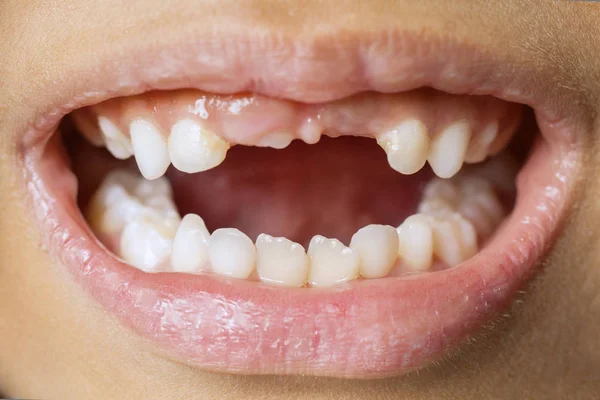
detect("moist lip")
[20,32,582,378]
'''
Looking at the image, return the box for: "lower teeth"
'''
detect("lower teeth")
[85,156,512,288]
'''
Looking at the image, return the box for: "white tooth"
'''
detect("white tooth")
[98,116,133,159]
[396,214,434,272]
[428,121,471,178]
[418,198,455,217]
[208,228,256,279]
[257,132,294,149]
[119,213,177,273]
[171,214,211,274]
[422,179,460,206]
[377,119,430,175]
[87,169,180,235]
[168,119,229,173]
[350,225,398,278]
[256,234,309,287]
[428,214,477,267]
[464,122,498,163]
[307,235,359,287]
[130,119,171,180]
[134,175,173,199]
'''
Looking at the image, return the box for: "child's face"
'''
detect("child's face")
[1,0,599,398]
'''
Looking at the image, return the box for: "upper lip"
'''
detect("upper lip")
[19,22,585,378]
[20,22,591,149]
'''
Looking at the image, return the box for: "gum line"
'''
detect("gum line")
[72,89,523,180]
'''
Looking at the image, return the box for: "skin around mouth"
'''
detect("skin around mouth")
[25,76,577,377]
[3,1,600,397]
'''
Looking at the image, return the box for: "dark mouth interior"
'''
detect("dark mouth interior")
[61,97,537,247]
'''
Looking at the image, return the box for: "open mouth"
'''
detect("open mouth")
[21,31,581,379]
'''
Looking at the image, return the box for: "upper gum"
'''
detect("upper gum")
[77,88,523,148]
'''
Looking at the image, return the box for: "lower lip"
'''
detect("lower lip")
[24,127,576,378]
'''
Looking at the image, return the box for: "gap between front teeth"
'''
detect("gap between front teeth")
[86,164,510,288]
[81,101,515,180]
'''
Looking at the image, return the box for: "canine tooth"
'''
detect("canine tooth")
[396,214,434,272]
[257,132,294,149]
[428,121,471,178]
[256,234,309,287]
[350,225,399,278]
[171,214,211,274]
[98,116,133,159]
[428,214,477,267]
[119,214,177,273]
[377,119,429,175]
[130,119,171,180]
[71,112,104,147]
[208,228,256,279]
[465,122,498,163]
[168,119,229,173]
[308,236,359,287]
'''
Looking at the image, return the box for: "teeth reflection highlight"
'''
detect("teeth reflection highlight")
[396,215,434,272]
[168,119,229,173]
[308,236,360,287]
[256,234,309,287]
[171,214,211,274]
[208,228,256,279]
[429,214,477,267]
[350,225,399,278]
[130,119,171,180]
[98,116,134,160]
[120,214,178,273]
[428,121,471,178]
[465,122,498,163]
[377,119,429,175]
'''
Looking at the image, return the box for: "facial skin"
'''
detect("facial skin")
[1,0,600,398]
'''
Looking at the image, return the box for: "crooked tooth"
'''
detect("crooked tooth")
[428,214,477,267]
[208,228,256,279]
[130,119,171,180]
[308,236,359,287]
[428,121,471,178]
[377,119,429,175]
[119,214,177,273]
[256,234,309,287]
[350,225,398,278]
[396,214,434,272]
[171,214,211,274]
[87,171,178,234]
[256,132,294,149]
[98,116,134,159]
[465,122,498,163]
[168,119,229,173]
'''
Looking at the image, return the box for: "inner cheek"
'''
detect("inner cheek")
[168,137,427,246]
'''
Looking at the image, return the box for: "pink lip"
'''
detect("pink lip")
[21,27,581,378]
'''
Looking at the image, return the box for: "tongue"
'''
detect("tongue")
[167,136,429,245]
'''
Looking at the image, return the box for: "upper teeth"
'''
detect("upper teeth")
[130,118,171,180]
[88,112,508,180]
[376,119,430,175]
[168,119,229,173]
[426,121,472,179]
[86,165,508,287]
